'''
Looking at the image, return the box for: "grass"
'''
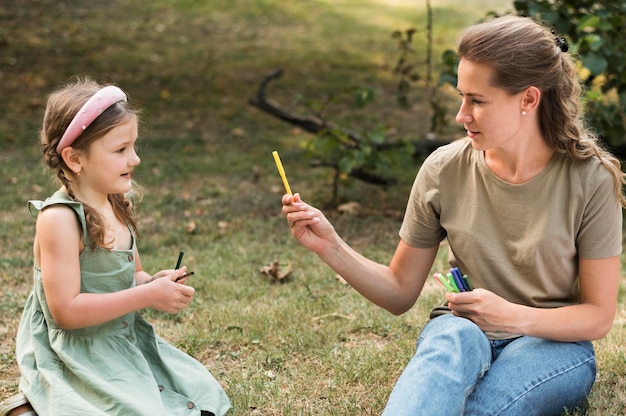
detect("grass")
[1,1,625,414]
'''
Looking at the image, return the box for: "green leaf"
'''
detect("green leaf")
[577,15,602,32]
[338,157,355,174]
[366,129,385,145]
[353,87,376,109]
[581,52,608,76]
[582,34,605,52]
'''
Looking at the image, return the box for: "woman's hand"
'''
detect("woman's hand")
[281,193,338,255]
[449,256,620,342]
[446,288,522,334]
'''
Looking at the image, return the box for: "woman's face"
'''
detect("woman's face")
[455,58,526,152]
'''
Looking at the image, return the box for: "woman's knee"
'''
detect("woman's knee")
[417,315,491,372]
[420,315,488,348]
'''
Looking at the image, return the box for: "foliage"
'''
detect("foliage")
[262,0,626,202]
[295,87,414,206]
[514,0,626,148]
[293,13,435,204]
[391,28,421,108]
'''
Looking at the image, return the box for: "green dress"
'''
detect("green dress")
[16,191,231,415]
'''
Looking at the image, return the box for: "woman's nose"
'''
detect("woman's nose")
[455,103,472,125]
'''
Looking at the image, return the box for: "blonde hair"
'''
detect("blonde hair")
[457,15,626,207]
[40,77,140,249]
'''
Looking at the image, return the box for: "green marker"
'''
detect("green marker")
[463,275,474,291]
[434,273,454,292]
[175,250,184,269]
[447,273,460,292]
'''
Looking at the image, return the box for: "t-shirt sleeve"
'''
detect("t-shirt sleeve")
[399,148,447,248]
[577,162,623,259]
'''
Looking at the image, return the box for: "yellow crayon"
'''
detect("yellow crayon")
[272,151,293,195]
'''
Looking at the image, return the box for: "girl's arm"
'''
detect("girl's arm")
[38,205,194,330]
[133,247,153,284]
[283,193,439,314]
[446,255,620,341]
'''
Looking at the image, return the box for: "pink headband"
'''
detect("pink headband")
[56,86,127,153]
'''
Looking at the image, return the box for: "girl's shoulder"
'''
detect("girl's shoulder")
[35,203,83,245]
[29,190,81,214]
[29,190,88,241]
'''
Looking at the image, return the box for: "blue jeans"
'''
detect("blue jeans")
[382,314,595,416]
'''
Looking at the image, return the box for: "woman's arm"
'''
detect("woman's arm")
[283,193,438,314]
[38,206,194,330]
[447,255,620,341]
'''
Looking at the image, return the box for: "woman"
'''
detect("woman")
[281,15,624,415]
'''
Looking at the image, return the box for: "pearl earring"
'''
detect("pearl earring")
[522,111,527,116]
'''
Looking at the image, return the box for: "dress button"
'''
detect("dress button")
[122,321,128,328]
[187,401,194,409]
[128,254,134,262]
[158,385,164,392]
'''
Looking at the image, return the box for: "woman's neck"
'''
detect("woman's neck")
[484,138,554,184]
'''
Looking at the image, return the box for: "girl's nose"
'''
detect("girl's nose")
[130,151,141,166]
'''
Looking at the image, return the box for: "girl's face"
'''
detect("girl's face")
[79,116,140,195]
[455,58,526,152]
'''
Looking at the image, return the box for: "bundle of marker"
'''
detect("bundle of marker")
[433,267,473,292]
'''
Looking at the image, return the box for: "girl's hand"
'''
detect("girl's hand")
[146,268,195,313]
[446,288,522,334]
[281,193,337,255]
[148,269,173,282]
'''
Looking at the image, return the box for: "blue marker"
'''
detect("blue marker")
[452,268,474,291]
[451,268,466,291]
[462,275,474,291]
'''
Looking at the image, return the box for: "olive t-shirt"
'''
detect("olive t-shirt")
[400,138,622,339]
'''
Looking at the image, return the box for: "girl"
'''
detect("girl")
[1,79,230,415]
[281,15,624,415]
